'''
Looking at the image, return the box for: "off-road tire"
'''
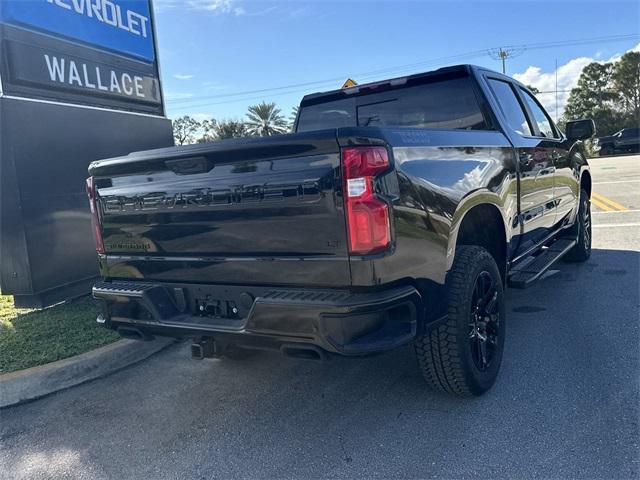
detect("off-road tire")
[413,246,506,397]
[564,189,591,263]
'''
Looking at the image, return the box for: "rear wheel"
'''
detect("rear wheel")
[413,246,505,397]
[564,189,591,263]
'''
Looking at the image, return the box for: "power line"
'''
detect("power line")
[167,49,486,106]
[168,33,638,109]
[167,33,640,111]
[170,85,334,111]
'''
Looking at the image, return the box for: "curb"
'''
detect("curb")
[0,337,175,408]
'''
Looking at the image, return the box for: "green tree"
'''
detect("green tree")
[526,85,540,95]
[172,115,201,145]
[563,62,619,136]
[214,119,249,139]
[245,102,288,136]
[612,51,640,124]
[198,119,218,143]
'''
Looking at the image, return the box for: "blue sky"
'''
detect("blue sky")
[154,0,640,122]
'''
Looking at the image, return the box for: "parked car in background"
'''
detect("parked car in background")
[87,65,595,397]
[594,127,640,156]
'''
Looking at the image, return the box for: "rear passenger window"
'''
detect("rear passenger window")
[297,75,488,132]
[487,79,531,136]
[356,78,487,130]
[520,88,558,138]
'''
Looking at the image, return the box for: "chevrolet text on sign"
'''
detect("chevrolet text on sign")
[45,0,151,40]
[0,0,155,61]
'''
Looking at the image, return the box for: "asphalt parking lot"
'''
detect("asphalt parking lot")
[1,155,638,480]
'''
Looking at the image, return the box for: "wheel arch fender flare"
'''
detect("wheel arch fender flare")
[446,192,511,273]
[579,168,592,197]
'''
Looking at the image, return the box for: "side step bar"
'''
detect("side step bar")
[508,238,576,289]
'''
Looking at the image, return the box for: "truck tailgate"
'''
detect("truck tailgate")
[89,131,351,287]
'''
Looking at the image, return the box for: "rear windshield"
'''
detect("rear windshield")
[297,76,487,132]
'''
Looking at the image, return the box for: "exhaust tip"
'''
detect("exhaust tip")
[190,338,221,359]
[280,344,326,361]
[117,326,153,341]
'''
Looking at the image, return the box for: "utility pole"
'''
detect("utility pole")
[488,47,525,75]
[499,48,508,74]
[555,58,559,123]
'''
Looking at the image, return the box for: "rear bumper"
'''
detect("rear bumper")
[93,281,422,356]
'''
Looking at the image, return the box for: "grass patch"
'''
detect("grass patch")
[0,295,120,374]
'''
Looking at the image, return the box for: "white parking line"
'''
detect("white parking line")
[592,223,640,228]
[593,180,640,185]
[592,209,640,214]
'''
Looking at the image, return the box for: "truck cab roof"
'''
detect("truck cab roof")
[299,64,524,108]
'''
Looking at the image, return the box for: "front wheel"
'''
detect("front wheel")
[414,246,506,397]
[564,189,591,263]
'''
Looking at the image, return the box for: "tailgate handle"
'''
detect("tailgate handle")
[165,156,214,175]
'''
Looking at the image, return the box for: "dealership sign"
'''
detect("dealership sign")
[0,0,171,307]
[0,0,163,115]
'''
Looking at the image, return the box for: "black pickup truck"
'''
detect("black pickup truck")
[88,65,595,396]
[594,127,640,156]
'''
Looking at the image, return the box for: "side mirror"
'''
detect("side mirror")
[565,119,596,141]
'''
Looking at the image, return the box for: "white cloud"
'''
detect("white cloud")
[513,57,592,120]
[191,113,215,122]
[164,92,195,101]
[166,112,214,123]
[513,42,640,120]
[174,74,195,80]
[155,0,245,16]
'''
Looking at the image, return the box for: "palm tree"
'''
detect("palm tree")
[245,102,288,136]
[289,106,299,132]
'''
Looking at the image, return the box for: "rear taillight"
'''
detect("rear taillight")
[86,176,105,254]
[342,146,391,255]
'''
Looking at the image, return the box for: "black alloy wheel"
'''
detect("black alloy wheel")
[565,188,591,263]
[468,271,500,372]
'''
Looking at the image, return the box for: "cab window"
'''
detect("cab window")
[297,75,488,132]
[487,79,532,136]
[520,88,559,139]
